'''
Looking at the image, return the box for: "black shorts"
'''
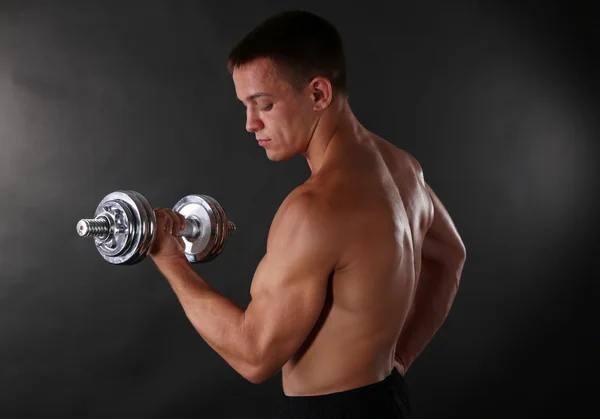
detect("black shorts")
[276,368,412,418]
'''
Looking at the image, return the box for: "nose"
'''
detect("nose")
[245,108,264,133]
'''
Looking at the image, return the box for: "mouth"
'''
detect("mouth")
[257,139,271,146]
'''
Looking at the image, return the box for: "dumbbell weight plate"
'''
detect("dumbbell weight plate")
[94,190,156,265]
[172,194,230,263]
[203,195,229,261]
[126,190,157,265]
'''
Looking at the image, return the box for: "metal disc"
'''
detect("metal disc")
[173,194,226,263]
[92,199,136,258]
[125,190,156,265]
[202,195,229,261]
[94,190,155,265]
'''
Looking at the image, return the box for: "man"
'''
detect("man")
[148,10,466,419]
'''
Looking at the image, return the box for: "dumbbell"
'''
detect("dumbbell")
[76,190,236,265]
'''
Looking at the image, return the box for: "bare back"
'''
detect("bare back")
[280,134,433,396]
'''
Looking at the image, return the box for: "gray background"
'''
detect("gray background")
[0,0,597,418]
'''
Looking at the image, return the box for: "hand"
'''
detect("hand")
[149,208,187,262]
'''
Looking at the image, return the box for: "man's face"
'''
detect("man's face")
[232,58,318,161]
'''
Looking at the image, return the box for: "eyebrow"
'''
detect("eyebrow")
[245,92,272,101]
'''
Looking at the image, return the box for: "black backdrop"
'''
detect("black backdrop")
[0,1,597,418]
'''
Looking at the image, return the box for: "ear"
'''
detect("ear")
[309,77,333,111]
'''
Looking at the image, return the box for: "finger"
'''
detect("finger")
[154,208,168,228]
[163,212,173,233]
[154,209,183,235]
[165,209,182,235]
[175,211,186,231]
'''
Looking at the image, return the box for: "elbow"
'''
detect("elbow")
[457,247,466,277]
[451,240,467,273]
[235,347,267,384]
[444,243,466,287]
[236,358,264,384]
[245,371,269,385]
[455,237,467,263]
[237,320,284,384]
[238,345,278,385]
[240,361,277,385]
[437,236,467,274]
[242,371,266,385]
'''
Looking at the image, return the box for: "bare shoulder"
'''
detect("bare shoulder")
[372,135,426,181]
[402,150,425,180]
[266,184,341,255]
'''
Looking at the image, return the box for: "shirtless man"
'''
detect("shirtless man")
[148,10,466,418]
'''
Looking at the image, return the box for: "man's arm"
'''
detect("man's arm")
[153,191,337,384]
[394,183,466,374]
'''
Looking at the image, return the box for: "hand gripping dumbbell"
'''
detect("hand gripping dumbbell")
[76,190,236,265]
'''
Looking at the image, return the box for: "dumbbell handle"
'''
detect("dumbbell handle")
[77,215,236,240]
[179,217,200,238]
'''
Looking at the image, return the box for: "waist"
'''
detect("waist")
[281,367,408,406]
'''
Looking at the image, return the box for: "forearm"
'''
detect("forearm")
[152,256,259,380]
[395,259,463,371]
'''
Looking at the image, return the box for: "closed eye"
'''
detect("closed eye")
[260,104,273,111]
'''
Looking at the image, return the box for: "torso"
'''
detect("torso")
[280,132,433,396]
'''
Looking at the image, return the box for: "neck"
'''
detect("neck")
[302,99,362,175]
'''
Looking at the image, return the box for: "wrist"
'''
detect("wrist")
[151,253,189,267]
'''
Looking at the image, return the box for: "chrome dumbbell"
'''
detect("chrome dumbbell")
[76,190,236,265]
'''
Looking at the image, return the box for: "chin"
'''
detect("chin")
[265,149,295,162]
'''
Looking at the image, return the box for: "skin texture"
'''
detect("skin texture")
[148,57,466,396]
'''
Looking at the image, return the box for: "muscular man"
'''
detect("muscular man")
[148,10,466,418]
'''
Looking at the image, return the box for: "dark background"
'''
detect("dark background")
[0,0,597,418]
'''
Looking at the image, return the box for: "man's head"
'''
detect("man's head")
[227,10,348,161]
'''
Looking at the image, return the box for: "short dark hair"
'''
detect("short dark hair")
[227,10,347,96]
